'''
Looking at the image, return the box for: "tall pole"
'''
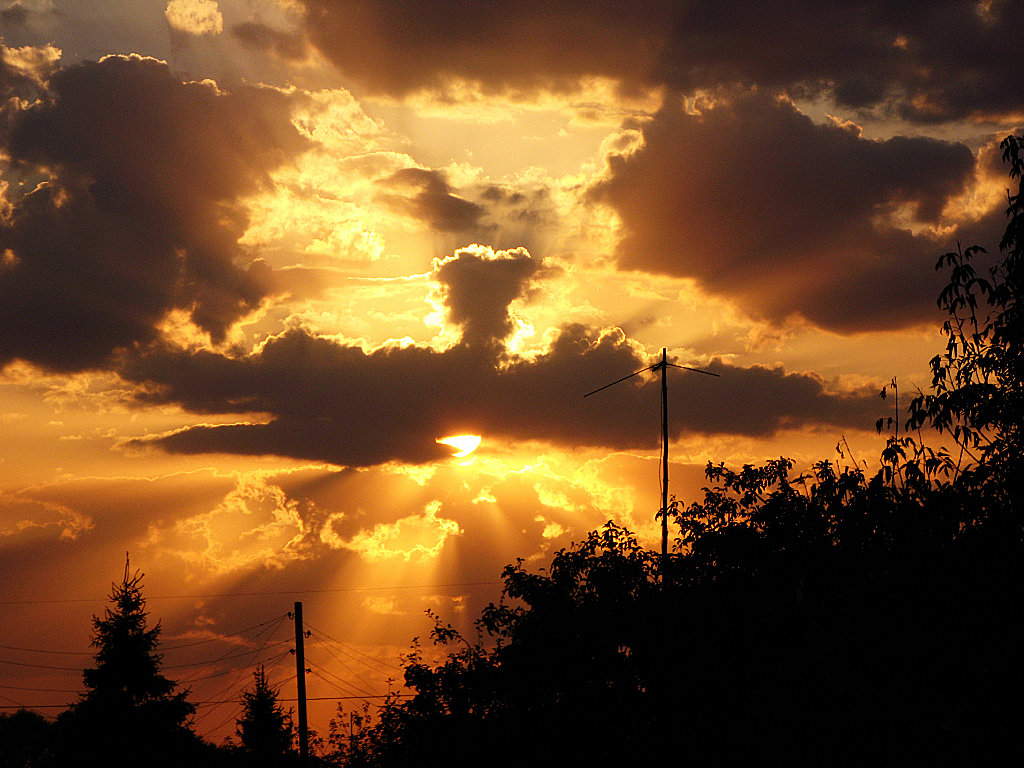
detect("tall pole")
[583,346,718,583]
[660,348,669,569]
[294,601,309,763]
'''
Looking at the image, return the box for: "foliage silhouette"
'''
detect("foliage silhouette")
[0,709,55,768]
[234,665,297,766]
[327,137,1024,767]
[51,559,211,768]
[906,135,1024,511]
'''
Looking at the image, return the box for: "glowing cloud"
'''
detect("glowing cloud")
[436,434,482,457]
[342,500,461,561]
[165,0,223,36]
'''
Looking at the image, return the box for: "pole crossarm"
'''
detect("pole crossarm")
[583,364,658,397]
[666,362,720,377]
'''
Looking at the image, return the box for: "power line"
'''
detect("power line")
[174,616,289,677]
[181,649,294,684]
[162,616,288,650]
[192,694,411,705]
[304,623,402,673]
[0,694,414,713]
[0,658,81,672]
[0,581,503,606]
[307,660,378,700]
[305,629,396,693]
[307,642,390,696]
[0,616,289,662]
[164,638,292,670]
[0,683,78,693]
[0,642,92,656]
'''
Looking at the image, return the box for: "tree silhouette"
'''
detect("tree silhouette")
[331,135,1024,767]
[907,134,1024,516]
[0,709,55,768]
[54,558,201,768]
[235,665,296,766]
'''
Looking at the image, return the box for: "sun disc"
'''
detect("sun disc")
[436,434,482,457]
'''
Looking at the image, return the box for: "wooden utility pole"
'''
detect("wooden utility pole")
[584,347,719,580]
[660,348,669,565]
[294,601,309,763]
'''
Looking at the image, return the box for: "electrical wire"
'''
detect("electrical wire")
[0,643,93,656]
[0,658,81,672]
[162,616,287,650]
[0,581,502,606]
[304,635,391,696]
[304,622,402,673]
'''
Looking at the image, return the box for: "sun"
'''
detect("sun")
[436,434,482,457]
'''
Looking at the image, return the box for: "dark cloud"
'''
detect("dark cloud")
[434,245,551,350]
[122,250,881,467]
[0,5,28,28]
[376,168,488,233]
[231,21,310,62]
[297,0,1022,122]
[298,0,676,97]
[589,92,979,332]
[658,0,1023,122]
[0,54,311,372]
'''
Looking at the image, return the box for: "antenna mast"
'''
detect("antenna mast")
[585,347,719,576]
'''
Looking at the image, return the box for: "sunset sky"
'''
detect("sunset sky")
[1,0,1021,742]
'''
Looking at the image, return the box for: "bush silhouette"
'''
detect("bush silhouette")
[330,136,1024,767]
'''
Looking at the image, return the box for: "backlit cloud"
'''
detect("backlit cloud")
[590,92,984,332]
[232,21,309,62]
[296,0,1023,121]
[0,53,311,372]
[165,0,223,36]
[376,168,489,233]
[120,249,882,467]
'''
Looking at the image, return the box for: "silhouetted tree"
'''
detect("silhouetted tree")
[330,135,1024,768]
[907,134,1024,516]
[53,559,204,768]
[235,665,296,766]
[0,709,55,768]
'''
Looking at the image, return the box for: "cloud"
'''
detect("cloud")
[165,0,223,36]
[0,492,91,543]
[331,500,462,562]
[0,4,29,28]
[0,42,60,96]
[0,54,311,372]
[149,473,307,572]
[589,92,981,332]
[232,21,309,62]
[298,0,677,97]
[433,244,552,350]
[376,168,489,233]
[120,249,882,467]
[657,0,1024,122]
[295,0,1023,121]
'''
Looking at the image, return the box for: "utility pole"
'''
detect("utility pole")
[585,347,719,580]
[660,348,669,565]
[293,601,309,763]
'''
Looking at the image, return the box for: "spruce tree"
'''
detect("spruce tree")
[56,558,197,767]
[235,665,295,765]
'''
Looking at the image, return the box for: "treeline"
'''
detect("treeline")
[330,135,1024,767]
[0,565,302,768]
[3,135,1023,767]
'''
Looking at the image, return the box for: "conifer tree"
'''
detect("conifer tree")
[235,665,295,765]
[56,558,197,767]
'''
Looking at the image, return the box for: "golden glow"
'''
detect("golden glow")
[436,434,482,457]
